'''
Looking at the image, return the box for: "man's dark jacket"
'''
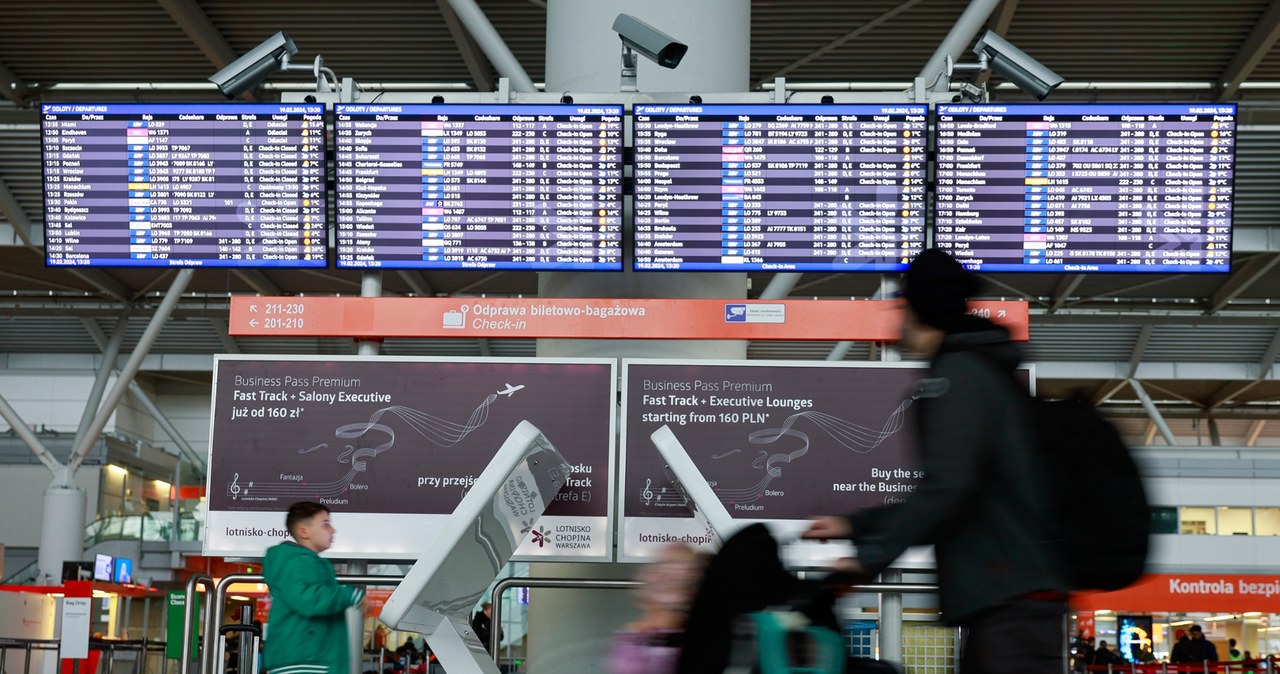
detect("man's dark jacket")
[845,317,1066,624]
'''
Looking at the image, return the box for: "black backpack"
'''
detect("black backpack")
[1029,394,1150,590]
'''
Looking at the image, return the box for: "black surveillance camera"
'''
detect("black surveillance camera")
[208,31,298,98]
[561,94,575,104]
[973,30,1063,100]
[612,14,688,69]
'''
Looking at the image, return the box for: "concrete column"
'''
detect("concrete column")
[529,1,751,672]
[37,482,87,584]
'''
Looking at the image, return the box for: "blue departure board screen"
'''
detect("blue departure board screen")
[333,104,624,270]
[632,104,928,272]
[934,103,1236,273]
[41,103,328,268]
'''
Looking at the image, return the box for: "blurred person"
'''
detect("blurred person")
[1170,629,1194,662]
[1091,640,1119,667]
[1189,624,1219,662]
[470,602,501,654]
[804,248,1067,673]
[1072,635,1094,673]
[606,543,705,674]
[263,501,366,674]
[1230,638,1244,662]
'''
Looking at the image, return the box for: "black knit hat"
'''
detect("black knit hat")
[901,248,982,330]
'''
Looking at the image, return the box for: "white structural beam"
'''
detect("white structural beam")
[757,0,927,86]
[1246,419,1268,447]
[1049,274,1085,313]
[442,0,536,91]
[1128,324,1154,378]
[918,0,1002,92]
[1037,360,1279,381]
[0,394,61,473]
[1144,422,1159,447]
[396,270,435,296]
[1218,0,1280,100]
[209,317,241,354]
[67,269,130,302]
[1207,253,1280,314]
[758,273,801,300]
[1129,379,1178,446]
[437,0,496,91]
[232,269,281,295]
[974,0,1020,87]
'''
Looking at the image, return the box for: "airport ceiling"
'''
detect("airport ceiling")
[0,0,1277,445]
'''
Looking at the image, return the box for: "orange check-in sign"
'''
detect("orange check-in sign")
[229,297,1028,341]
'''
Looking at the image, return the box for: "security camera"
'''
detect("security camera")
[612,14,687,69]
[972,30,1062,100]
[208,31,298,98]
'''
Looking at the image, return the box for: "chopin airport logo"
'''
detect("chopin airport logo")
[530,525,553,548]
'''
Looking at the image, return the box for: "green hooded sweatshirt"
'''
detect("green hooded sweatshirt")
[262,541,364,674]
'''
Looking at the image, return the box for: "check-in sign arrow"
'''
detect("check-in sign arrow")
[249,319,258,328]
[249,305,258,313]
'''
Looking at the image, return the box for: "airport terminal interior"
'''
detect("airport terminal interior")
[1,0,1280,672]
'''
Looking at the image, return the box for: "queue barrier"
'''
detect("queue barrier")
[0,638,169,674]
[186,573,943,674]
[1084,661,1276,672]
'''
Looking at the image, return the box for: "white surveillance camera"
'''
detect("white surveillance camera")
[973,30,1063,100]
[612,14,688,69]
[208,31,298,98]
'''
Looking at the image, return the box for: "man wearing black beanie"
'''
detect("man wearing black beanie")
[806,248,1066,673]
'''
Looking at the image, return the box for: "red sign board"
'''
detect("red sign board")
[228,297,1029,341]
[1073,574,1280,613]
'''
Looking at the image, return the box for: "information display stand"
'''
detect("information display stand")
[379,421,572,674]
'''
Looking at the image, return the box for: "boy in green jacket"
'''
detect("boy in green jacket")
[263,502,365,674]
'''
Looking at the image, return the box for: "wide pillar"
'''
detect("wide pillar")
[529,1,751,672]
[37,483,86,584]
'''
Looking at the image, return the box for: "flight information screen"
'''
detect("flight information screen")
[935,103,1236,273]
[632,104,927,271]
[334,104,624,270]
[41,103,327,268]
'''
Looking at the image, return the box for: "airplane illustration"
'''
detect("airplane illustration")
[496,383,525,397]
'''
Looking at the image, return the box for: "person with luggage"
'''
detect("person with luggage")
[262,501,366,674]
[804,248,1068,673]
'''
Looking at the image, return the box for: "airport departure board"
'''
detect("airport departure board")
[41,103,327,268]
[632,104,927,272]
[334,104,624,270]
[935,104,1236,273]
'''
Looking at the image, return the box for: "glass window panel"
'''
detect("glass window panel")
[1180,507,1216,535]
[1218,507,1253,536]
[1256,508,1280,536]
[1151,507,1178,534]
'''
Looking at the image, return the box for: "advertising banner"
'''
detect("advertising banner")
[620,360,932,561]
[205,356,615,561]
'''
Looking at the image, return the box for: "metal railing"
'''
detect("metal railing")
[487,577,942,666]
[184,572,942,674]
[0,637,168,674]
[1084,664,1277,673]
